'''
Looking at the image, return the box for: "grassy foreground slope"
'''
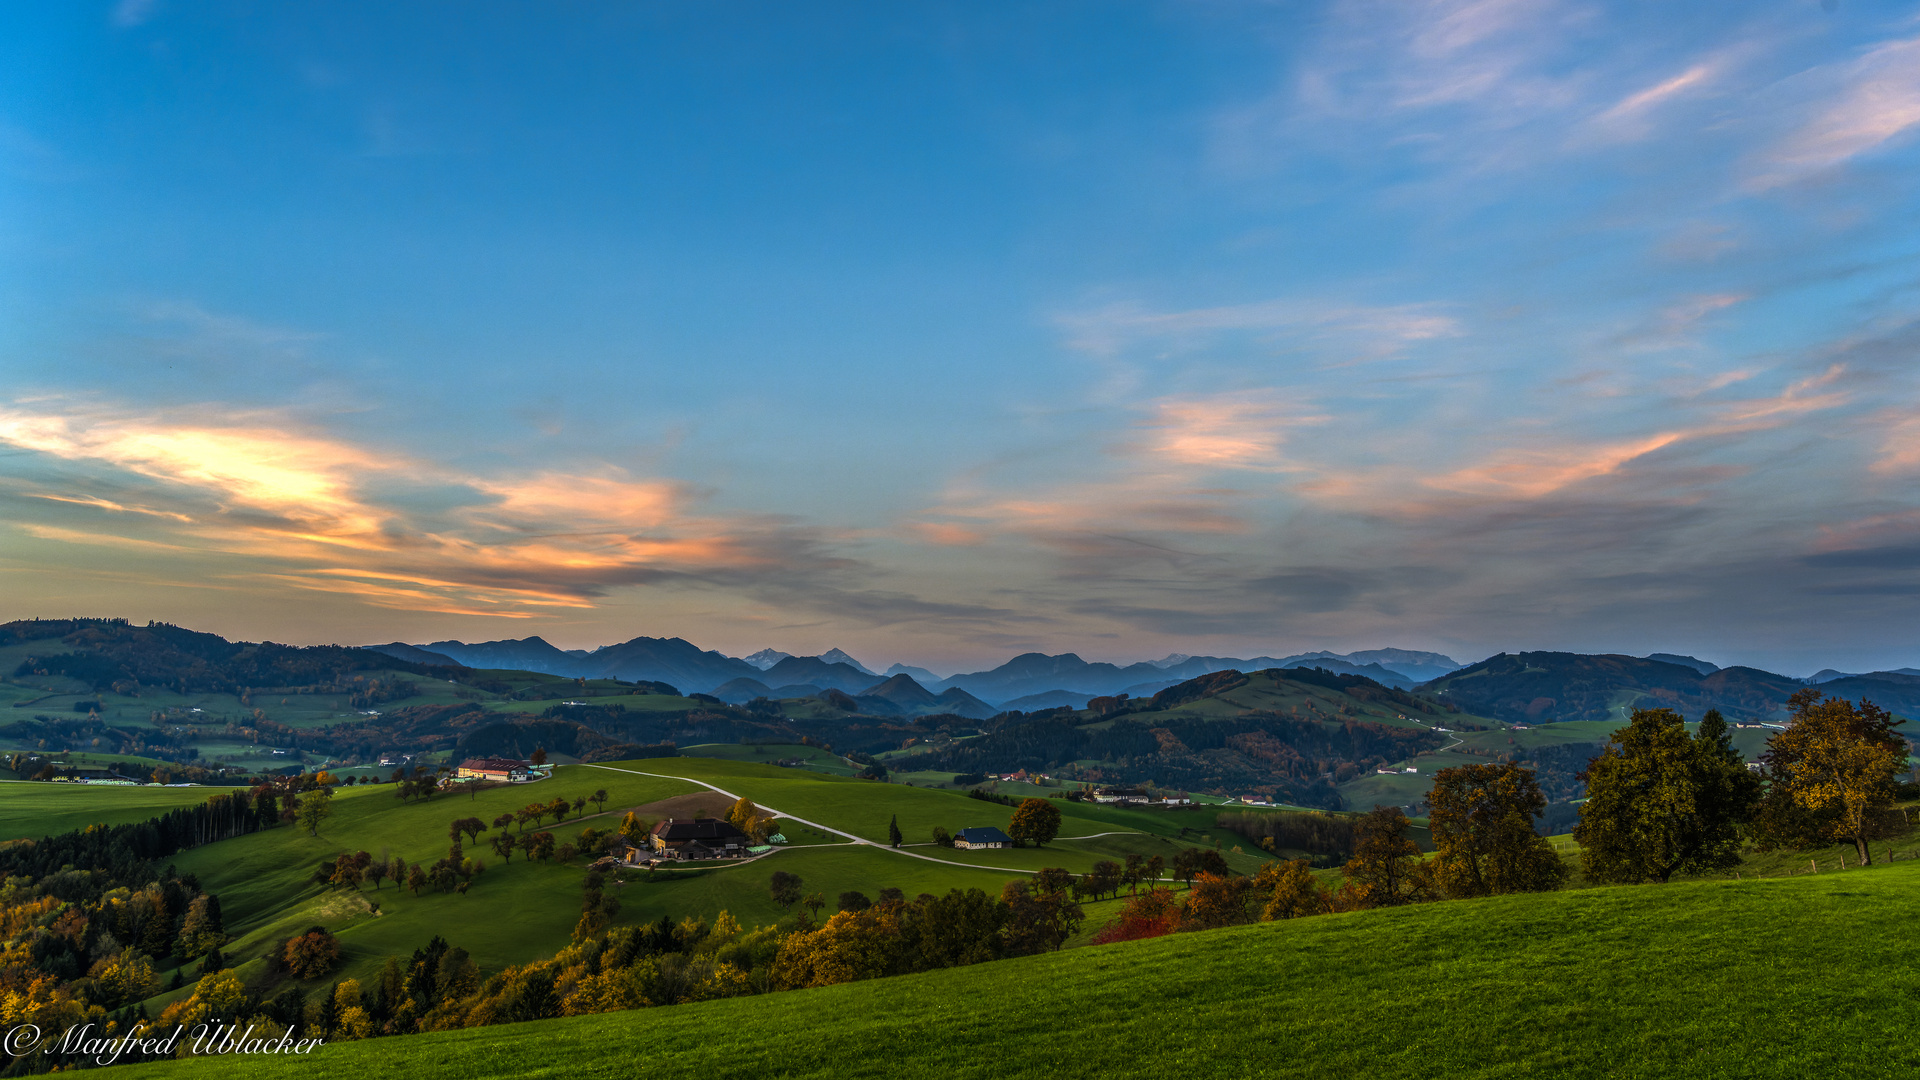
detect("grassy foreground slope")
[127,861,1920,1080]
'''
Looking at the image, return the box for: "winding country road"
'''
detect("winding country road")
[583,762,1145,877]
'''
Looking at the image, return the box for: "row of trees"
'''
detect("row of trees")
[1577,693,1907,881]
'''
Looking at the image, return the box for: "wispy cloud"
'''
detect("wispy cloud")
[1754,35,1920,188]
[1608,293,1749,352]
[1871,412,1920,475]
[1597,64,1717,125]
[1424,431,1689,499]
[1057,297,1460,361]
[1299,361,1857,510]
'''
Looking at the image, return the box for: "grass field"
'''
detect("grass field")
[0,780,229,839]
[121,853,1920,1079]
[109,756,1272,1007]
[156,767,704,995]
[676,741,859,776]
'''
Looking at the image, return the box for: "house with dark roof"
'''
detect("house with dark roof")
[456,757,531,782]
[650,817,749,860]
[954,826,1013,850]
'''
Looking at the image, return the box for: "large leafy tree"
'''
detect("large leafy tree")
[727,798,776,843]
[1427,762,1567,897]
[1081,859,1123,900]
[1756,690,1907,865]
[1182,873,1254,930]
[1007,797,1062,847]
[1254,858,1328,920]
[998,878,1082,953]
[293,786,334,837]
[1338,806,1432,908]
[1575,708,1761,884]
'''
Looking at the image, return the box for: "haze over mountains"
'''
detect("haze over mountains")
[367,636,1466,707]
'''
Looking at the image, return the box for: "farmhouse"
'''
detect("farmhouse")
[650,817,749,860]
[1093,787,1150,803]
[954,826,1013,850]
[456,757,531,782]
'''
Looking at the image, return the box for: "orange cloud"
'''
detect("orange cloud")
[1140,394,1324,470]
[0,400,828,620]
[0,409,383,522]
[1425,432,1686,499]
[1871,413,1920,476]
[1291,364,1855,513]
[25,493,195,521]
[473,473,683,531]
[906,522,990,546]
[18,524,202,553]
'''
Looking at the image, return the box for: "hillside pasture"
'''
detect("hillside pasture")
[0,780,223,840]
[124,853,1920,1080]
[161,767,703,987]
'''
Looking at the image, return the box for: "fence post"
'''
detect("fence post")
[1811,859,1817,874]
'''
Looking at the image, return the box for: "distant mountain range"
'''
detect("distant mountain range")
[1809,666,1920,684]
[399,635,763,692]
[376,637,1461,705]
[13,619,1920,798]
[362,634,1920,725]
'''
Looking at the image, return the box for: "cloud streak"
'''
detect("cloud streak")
[0,400,857,621]
[1756,35,1920,188]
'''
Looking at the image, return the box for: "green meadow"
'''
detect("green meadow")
[677,741,859,776]
[120,854,1920,1080]
[583,757,1275,872]
[156,767,696,994]
[99,756,1272,1009]
[0,781,224,839]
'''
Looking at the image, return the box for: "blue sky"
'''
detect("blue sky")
[3,0,1919,675]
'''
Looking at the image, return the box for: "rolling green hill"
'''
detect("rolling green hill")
[885,667,1491,806]
[1423,651,1807,725]
[102,756,1275,1009]
[118,855,1920,1079]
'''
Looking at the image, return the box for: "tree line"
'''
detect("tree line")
[1090,688,1912,946]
